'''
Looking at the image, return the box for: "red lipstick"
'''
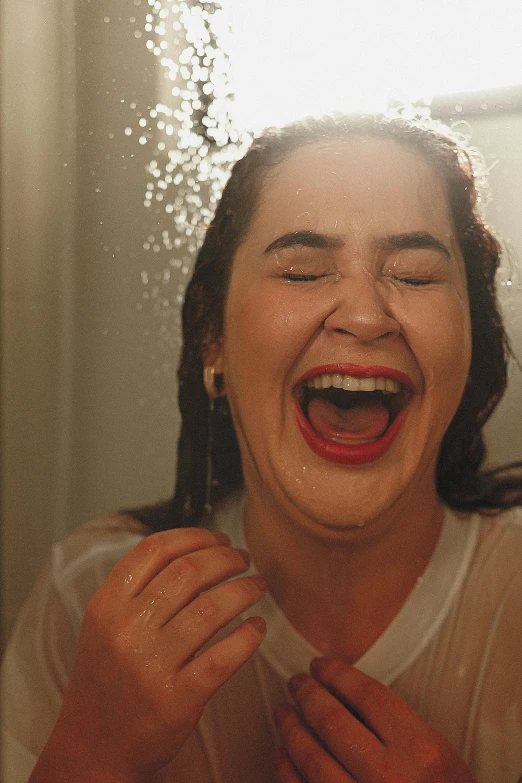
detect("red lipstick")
[293,364,413,466]
[297,363,413,388]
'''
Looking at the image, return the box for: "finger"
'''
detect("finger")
[310,658,418,744]
[106,528,231,596]
[312,660,479,777]
[134,545,252,625]
[273,746,305,783]
[288,673,385,780]
[167,575,268,661]
[177,615,266,713]
[275,703,356,783]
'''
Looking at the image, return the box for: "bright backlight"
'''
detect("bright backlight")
[225,0,522,131]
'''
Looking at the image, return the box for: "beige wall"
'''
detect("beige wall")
[72,0,183,522]
[471,114,522,466]
[2,3,522,646]
[1,0,77,648]
[1,0,184,646]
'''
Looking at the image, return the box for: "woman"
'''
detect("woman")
[3,113,522,783]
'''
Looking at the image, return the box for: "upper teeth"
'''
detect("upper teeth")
[305,374,400,393]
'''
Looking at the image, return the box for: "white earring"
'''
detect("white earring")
[203,365,223,514]
[204,365,217,397]
[204,365,224,399]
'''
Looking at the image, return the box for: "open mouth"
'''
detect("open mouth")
[293,367,413,465]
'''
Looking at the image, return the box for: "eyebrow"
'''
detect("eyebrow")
[380,232,451,258]
[263,231,345,254]
[263,229,452,258]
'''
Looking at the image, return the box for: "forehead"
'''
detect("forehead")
[248,139,455,245]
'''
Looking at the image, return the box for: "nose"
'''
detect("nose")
[323,272,400,343]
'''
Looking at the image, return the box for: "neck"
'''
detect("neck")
[242,485,444,663]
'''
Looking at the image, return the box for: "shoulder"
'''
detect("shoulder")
[3,514,149,687]
[54,512,150,570]
[439,507,522,660]
[50,513,149,624]
[458,506,522,642]
[0,514,150,767]
[432,507,522,783]
[480,504,522,529]
[208,489,247,546]
[463,510,522,744]
[471,506,522,577]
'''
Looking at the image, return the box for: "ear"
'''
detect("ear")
[203,340,225,398]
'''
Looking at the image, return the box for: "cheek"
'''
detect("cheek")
[222,289,281,405]
[402,291,472,393]
[223,282,320,378]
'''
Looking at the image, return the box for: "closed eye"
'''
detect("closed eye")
[393,276,435,286]
[283,273,325,282]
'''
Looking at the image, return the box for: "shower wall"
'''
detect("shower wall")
[2,3,521,645]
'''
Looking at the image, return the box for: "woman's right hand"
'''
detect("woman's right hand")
[30,527,267,783]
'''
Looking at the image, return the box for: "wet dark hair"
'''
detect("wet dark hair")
[131,112,522,532]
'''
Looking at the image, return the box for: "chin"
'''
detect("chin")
[271,445,439,539]
[277,476,402,538]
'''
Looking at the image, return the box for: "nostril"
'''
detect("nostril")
[323,295,400,342]
[325,322,400,342]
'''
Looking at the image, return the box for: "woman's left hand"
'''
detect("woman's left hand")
[274,657,477,783]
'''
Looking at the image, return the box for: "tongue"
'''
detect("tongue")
[307,397,390,442]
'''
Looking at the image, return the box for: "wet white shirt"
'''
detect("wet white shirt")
[2,494,522,783]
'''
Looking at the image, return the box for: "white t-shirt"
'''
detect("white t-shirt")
[2,494,522,783]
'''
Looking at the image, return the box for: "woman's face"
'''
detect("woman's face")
[217,140,472,533]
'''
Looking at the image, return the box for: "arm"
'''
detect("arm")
[28,527,267,782]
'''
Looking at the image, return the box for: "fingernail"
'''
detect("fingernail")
[237,547,251,566]
[274,702,294,723]
[288,672,308,694]
[246,616,267,635]
[251,574,268,591]
[310,656,330,676]
[213,531,231,545]
[272,746,287,765]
